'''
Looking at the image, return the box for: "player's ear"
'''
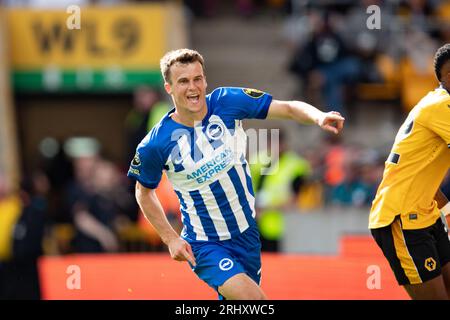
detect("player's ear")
[445,71,450,86]
[164,82,172,95]
[443,61,450,86]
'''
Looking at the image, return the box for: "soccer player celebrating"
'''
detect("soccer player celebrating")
[369,43,450,300]
[127,49,344,300]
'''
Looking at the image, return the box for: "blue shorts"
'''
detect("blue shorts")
[186,226,262,298]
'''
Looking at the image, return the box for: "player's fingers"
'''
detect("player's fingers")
[330,110,344,117]
[324,116,344,133]
[170,246,186,262]
[171,251,183,261]
[181,247,196,267]
[323,124,339,134]
[185,244,197,267]
[175,243,196,266]
[337,119,344,131]
[328,112,345,121]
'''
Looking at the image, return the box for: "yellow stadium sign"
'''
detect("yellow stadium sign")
[8,4,167,69]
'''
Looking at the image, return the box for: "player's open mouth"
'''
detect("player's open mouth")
[187,94,200,104]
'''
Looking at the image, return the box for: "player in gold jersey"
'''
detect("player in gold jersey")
[369,44,450,299]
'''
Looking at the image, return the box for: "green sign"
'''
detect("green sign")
[13,69,163,93]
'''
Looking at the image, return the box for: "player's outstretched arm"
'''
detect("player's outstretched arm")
[267,99,345,134]
[135,182,196,266]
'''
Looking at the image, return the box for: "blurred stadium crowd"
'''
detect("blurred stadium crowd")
[0,0,450,299]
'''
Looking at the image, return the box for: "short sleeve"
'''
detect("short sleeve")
[127,135,165,189]
[210,87,272,120]
[425,99,450,145]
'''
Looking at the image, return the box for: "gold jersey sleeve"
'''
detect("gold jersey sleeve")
[425,93,450,145]
[369,87,450,230]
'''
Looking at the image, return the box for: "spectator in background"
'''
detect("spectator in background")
[64,144,97,219]
[125,87,177,233]
[250,130,311,252]
[0,171,48,300]
[288,9,361,115]
[328,143,382,208]
[403,28,438,73]
[183,0,219,18]
[0,172,22,298]
[358,148,384,203]
[436,4,450,43]
[39,139,74,224]
[397,0,437,32]
[399,28,438,112]
[330,161,373,207]
[62,136,140,253]
[125,86,169,164]
[338,0,396,83]
[295,146,326,211]
[70,159,121,253]
[321,133,346,204]
[438,20,450,43]
[124,88,171,224]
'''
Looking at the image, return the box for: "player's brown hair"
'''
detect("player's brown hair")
[160,49,205,84]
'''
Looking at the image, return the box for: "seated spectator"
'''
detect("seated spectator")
[400,29,438,112]
[250,130,311,251]
[397,0,437,32]
[70,159,121,253]
[436,3,450,43]
[330,161,373,207]
[338,0,394,83]
[0,171,48,300]
[125,86,167,164]
[320,133,346,204]
[289,9,361,115]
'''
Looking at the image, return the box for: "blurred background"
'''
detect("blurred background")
[0,0,449,300]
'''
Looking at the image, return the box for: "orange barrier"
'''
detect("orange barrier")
[38,236,408,300]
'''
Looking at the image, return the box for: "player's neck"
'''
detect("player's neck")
[440,82,450,94]
[171,107,207,127]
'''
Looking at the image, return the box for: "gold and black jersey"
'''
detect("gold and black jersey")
[369,87,450,230]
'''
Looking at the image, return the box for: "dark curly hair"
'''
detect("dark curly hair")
[434,43,450,82]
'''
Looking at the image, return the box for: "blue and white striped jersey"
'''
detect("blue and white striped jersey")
[127,87,272,241]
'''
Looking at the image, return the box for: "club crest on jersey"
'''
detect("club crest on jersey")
[206,121,225,140]
[424,257,436,271]
[131,152,141,167]
[219,258,234,271]
[243,88,264,98]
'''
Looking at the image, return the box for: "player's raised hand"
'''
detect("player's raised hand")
[318,111,345,134]
[168,237,196,267]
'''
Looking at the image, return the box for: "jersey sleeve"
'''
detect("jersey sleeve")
[210,87,273,120]
[426,99,450,145]
[127,134,165,189]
